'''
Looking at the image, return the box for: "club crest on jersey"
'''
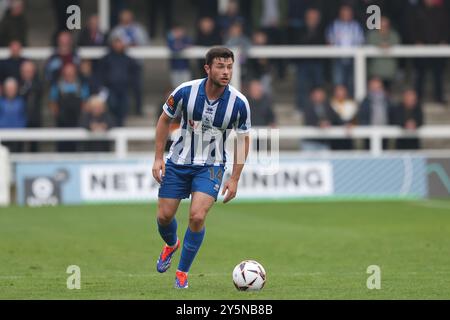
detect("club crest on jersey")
[167,95,175,110]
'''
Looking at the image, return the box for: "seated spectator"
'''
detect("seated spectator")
[247,30,272,96]
[296,8,325,110]
[358,77,396,150]
[0,40,26,84]
[80,95,115,152]
[302,87,342,151]
[78,14,107,47]
[247,79,276,127]
[19,60,42,152]
[0,77,26,152]
[109,9,149,47]
[0,0,27,46]
[97,36,141,126]
[326,4,364,96]
[195,17,222,77]
[167,24,192,87]
[330,85,357,150]
[395,89,423,150]
[366,16,401,91]
[49,63,89,152]
[45,31,80,84]
[358,77,396,126]
[330,85,358,124]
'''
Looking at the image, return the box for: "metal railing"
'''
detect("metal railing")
[1,126,450,159]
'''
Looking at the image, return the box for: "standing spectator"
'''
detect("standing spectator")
[49,63,89,152]
[366,16,401,91]
[167,24,192,88]
[193,0,218,20]
[295,8,325,110]
[45,31,80,85]
[411,0,449,104]
[395,89,423,150]
[224,21,252,80]
[109,9,149,47]
[217,0,245,38]
[195,17,222,77]
[78,15,107,47]
[253,0,287,78]
[97,36,141,126]
[0,77,26,152]
[19,61,42,152]
[302,87,342,151]
[79,59,101,96]
[286,0,308,44]
[246,79,276,127]
[326,4,364,95]
[247,30,272,96]
[80,95,115,152]
[0,0,27,46]
[148,0,173,39]
[0,40,26,84]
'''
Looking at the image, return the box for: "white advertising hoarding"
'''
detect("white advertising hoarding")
[80,162,333,202]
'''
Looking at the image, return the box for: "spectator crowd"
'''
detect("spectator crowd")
[0,0,449,152]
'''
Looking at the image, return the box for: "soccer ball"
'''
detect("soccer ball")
[232,260,266,291]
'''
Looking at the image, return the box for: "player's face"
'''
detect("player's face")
[205,57,233,87]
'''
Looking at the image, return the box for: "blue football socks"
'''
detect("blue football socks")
[157,218,178,247]
[177,227,206,273]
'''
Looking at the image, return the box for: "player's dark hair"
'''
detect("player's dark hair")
[205,47,234,66]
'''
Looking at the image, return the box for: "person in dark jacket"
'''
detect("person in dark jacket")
[19,60,42,152]
[80,95,115,152]
[247,79,276,127]
[0,0,27,46]
[358,77,396,150]
[395,89,423,150]
[410,0,449,103]
[296,8,326,110]
[77,15,108,47]
[45,31,80,85]
[97,36,141,126]
[0,40,26,84]
[195,17,222,77]
[49,63,90,152]
[302,87,343,151]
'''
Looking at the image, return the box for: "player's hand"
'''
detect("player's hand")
[152,158,165,184]
[222,178,238,204]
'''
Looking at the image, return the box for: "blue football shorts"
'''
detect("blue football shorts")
[158,159,225,201]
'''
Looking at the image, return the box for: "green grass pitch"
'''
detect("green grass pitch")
[1,200,450,299]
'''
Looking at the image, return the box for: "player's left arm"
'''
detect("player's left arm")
[222,97,251,204]
[222,133,249,204]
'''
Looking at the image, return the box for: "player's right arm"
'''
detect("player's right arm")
[152,86,184,183]
[152,112,172,184]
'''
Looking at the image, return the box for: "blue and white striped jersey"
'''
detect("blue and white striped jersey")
[162,78,251,166]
